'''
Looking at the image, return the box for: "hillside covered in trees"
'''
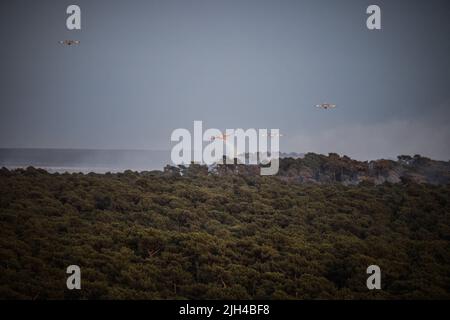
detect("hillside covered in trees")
[0,155,450,299]
[197,153,450,185]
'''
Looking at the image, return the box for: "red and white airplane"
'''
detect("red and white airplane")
[210,133,231,141]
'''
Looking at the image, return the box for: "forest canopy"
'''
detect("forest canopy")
[0,164,449,299]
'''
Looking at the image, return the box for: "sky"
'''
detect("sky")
[0,0,449,160]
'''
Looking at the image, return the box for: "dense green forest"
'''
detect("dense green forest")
[1,165,450,299]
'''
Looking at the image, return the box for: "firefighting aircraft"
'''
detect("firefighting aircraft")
[316,103,336,109]
[210,132,283,141]
[260,132,283,137]
[58,40,80,46]
[210,133,231,141]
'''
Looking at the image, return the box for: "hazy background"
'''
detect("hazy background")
[1,0,449,161]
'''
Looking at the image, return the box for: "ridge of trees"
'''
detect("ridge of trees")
[0,166,449,299]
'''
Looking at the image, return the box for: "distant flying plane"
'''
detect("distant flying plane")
[316,103,336,109]
[210,132,283,141]
[210,133,231,141]
[260,133,283,137]
[58,40,80,46]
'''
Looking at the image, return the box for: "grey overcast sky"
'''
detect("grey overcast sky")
[0,0,449,160]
